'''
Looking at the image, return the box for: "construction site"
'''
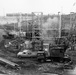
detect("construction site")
[0,12,76,75]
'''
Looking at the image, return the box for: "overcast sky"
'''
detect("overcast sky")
[0,0,76,16]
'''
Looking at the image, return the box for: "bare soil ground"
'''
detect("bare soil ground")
[0,39,75,75]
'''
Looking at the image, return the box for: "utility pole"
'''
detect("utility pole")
[18,13,22,32]
[58,12,61,38]
[26,14,28,33]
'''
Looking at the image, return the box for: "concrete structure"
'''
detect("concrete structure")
[61,14,70,30]
[61,13,76,30]
[61,13,76,36]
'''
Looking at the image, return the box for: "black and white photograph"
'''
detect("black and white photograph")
[0,0,76,75]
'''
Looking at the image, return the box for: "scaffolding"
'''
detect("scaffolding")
[32,12,43,41]
[4,13,62,42]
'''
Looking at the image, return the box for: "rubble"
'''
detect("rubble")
[38,63,63,74]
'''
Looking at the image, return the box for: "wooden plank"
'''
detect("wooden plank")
[0,57,20,69]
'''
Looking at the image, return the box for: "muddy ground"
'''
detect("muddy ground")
[0,40,76,75]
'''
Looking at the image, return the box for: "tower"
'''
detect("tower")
[32,12,43,41]
[31,12,43,51]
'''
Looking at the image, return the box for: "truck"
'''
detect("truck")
[37,38,71,63]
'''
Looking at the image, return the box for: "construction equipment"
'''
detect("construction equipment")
[37,38,71,63]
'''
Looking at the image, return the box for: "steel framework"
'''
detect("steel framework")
[32,12,43,41]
